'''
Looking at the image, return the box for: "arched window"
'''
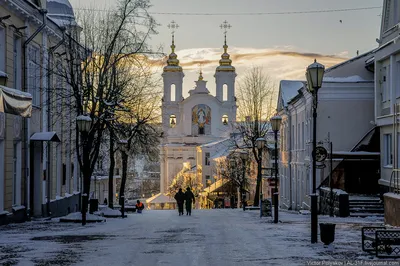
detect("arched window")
[222,115,228,125]
[169,115,176,128]
[222,84,228,101]
[170,84,176,101]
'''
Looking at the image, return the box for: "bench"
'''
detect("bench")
[362,226,400,258]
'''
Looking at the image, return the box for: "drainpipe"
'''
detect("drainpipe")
[23,9,47,217]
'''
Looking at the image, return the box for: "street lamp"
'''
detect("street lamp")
[76,114,92,226]
[240,150,249,211]
[270,115,282,224]
[306,59,325,243]
[256,138,266,207]
[118,139,128,218]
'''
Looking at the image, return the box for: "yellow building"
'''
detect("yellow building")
[0,0,81,224]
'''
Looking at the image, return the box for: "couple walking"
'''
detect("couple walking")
[174,187,195,216]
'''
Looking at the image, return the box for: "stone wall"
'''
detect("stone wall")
[42,193,81,218]
[384,193,400,226]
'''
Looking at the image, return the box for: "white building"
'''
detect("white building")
[277,52,377,211]
[375,0,400,195]
[154,34,237,204]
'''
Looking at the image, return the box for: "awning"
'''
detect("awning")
[0,85,32,118]
[30,132,61,142]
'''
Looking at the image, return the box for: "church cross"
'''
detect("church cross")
[168,20,179,35]
[220,20,232,44]
[168,20,179,53]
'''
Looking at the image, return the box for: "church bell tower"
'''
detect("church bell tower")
[162,21,184,135]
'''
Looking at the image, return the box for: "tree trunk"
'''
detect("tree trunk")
[108,132,115,208]
[119,152,128,206]
[253,155,261,206]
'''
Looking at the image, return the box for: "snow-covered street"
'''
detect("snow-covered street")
[0,209,388,266]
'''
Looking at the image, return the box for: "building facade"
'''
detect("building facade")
[277,53,376,211]
[0,0,81,224]
[375,0,400,194]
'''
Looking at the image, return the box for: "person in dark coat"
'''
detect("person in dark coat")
[174,188,185,216]
[185,187,195,216]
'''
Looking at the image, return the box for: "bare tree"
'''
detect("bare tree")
[235,66,276,206]
[53,0,158,224]
[215,153,250,208]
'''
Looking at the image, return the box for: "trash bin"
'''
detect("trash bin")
[89,199,99,214]
[320,223,336,245]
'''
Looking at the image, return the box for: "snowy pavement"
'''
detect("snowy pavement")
[0,209,391,266]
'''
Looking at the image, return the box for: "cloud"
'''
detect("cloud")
[149,46,348,96]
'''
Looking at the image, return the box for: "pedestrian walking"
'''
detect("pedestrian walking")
[185,187,195,216]
[174,188,185,216]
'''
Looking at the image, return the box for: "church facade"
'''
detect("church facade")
[158,34,237,204]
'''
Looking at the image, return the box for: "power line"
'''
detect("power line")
[74,6,382,16]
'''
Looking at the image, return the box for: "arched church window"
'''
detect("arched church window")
[169,115,176,128]
[222,115,228,125]
[170,84,176,101]
[223,84,228,101]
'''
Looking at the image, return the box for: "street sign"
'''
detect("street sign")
[313,146,328,162]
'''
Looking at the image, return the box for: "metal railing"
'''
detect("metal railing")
[389,169,400,194]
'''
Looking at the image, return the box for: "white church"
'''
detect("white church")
[146,28,238,209]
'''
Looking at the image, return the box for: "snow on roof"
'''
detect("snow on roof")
[325,50,375,73]
[323,75,372,83]
[333,151,380,156]
[279,80,304,107]
[146,193,176,204]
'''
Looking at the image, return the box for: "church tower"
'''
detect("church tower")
[215,21,236,103]
[161,21,184,135]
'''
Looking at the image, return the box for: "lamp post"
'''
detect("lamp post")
[76,114,92,226]
[118,139,128,218]
[306,59,325,243]
[256,138,266,207]
[270,115,282,224]
[240,150,249,211]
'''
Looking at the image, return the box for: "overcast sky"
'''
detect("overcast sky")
[69,0,382,96]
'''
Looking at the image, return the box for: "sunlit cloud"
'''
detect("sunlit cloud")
[149,46,348,97]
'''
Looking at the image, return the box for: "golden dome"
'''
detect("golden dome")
[164,35,182,72]
[216,37,235,72]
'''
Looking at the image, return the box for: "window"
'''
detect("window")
[12,142,21,206]
[302,122,305,149]
[222,115,228,125]
[206,175,211,186]
[13,143,17,205]
[222,84,228,101]
[28,46,40,106]
[13,36,21,89]
[297,124,300,150]
[0,27,5,72]
[170,84,176,101]
[384,134,393,166]
[169,114,176,128]
[382,66,390,102]
[205,152,210,166]
[397,62,400,98]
